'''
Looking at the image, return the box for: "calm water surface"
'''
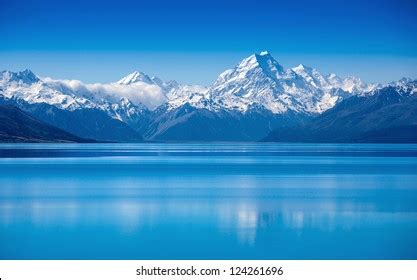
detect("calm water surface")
[0,143,416,259]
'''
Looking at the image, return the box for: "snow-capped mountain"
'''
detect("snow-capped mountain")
[0,69,40,85]
[0,69,152,122]
[116,70,180,92]
[387,78,417,96]
[1,52,390,141]
[0,52,375,118]
[141,52,378,114]
[1,70,96,111]
[264,79,417,143]
[200,51,376,114]
[292,65,377,95]
[114,70,208,110]
[116,70,155,85]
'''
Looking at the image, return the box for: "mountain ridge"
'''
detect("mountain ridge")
[263,80,417,143]
[0,104,92,143]
[1,52,415,142]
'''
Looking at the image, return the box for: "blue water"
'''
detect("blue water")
[0,143,416,259]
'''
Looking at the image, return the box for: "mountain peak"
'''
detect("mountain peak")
[0,69,39,84]
[237,51,284,75]
[389,77,417,93]
[397,77,414,84]
[117,70,153,85]
[292,64,314,74]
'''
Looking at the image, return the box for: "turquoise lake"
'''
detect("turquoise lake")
[0,143,416,259]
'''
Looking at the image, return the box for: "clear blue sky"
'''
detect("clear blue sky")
[1,0,416,85]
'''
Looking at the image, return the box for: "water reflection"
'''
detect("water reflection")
[0,143,417,259]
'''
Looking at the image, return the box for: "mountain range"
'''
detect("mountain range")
[0,51,415,142]
[264,79,417,142]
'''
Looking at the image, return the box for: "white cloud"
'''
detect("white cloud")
[43,77,167,109]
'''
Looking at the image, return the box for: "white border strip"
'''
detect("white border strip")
[0,260,416,280]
